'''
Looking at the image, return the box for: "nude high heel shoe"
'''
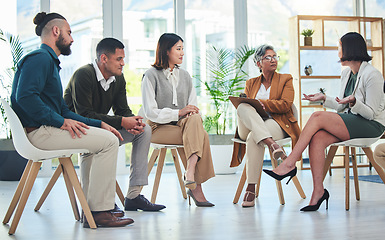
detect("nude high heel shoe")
[241,191,256,207]
[270,143,287,160]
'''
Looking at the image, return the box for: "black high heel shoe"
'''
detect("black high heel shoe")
[263,167,297,184]
[300,189,329,212]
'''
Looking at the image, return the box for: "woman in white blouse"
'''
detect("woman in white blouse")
[141,33,215,207]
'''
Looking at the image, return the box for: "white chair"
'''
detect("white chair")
[0,99,96,234]
[232,104,306,205]
[322,135,385,210]
[147,143,187,203]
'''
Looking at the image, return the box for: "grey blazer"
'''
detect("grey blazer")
[324,61,385,126]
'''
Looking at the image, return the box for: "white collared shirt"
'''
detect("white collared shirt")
[92,60,116,91]
[141,68,198,124]
[163,67,179,106]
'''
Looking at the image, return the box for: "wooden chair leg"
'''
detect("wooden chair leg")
[323,146,338,180]
[3,160,32,225]
[176,148,188,170]
[292,176,306,199]
[351,147,360,201]
[148,149,160,176]
[233,165,247,204]
[151,148,166,203]
[362,147,385,184]
[269,150,285,205]
[115,181,124,206]
[344,146,350,211]
[34,164,63,211]
[171,148,187,199]
[62,162,80,221]
[59,158,96,229]
[9,161,42,235]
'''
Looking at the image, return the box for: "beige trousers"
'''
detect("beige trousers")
[237,103,288,184]
[27,126,119,211]
[150,114,215,184]
[374,143,385,171]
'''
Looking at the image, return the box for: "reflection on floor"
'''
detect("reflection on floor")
[1,166,385,240]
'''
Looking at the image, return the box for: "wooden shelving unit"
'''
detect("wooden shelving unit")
[289,15,384,169]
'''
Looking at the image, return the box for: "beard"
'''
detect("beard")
[56,34,72,56]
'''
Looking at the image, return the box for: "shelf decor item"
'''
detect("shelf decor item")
[304,65,313,76]
[301,28,314,46]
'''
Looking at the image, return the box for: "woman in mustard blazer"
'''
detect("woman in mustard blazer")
[231,44,301,207]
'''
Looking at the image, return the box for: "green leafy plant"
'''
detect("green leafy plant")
[301,28,315,37]
[197,45,256,135]
[0,29,24,139]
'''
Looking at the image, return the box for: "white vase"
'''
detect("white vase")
[208,134,238,175]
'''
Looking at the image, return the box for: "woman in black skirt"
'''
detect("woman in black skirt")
[263,32,385,211]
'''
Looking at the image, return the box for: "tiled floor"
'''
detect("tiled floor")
[1,165,385,240]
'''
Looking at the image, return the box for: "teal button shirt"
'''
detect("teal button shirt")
[11,44,101,128]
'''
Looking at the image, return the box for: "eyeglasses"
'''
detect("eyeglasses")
[262,56,280,62]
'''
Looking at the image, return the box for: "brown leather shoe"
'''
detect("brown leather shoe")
[111,204,124,217]
[83,211,134,228]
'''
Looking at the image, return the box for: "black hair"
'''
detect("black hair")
[33,12,66,36]
[340,32,372,62]
[96,38,125,60]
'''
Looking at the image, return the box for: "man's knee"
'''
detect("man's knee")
[102,129,120,149]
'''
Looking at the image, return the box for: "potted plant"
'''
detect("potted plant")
[196,45,256,173]
[301,28,314,46]
[0,29,28,181]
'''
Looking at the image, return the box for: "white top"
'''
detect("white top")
[256,84,270,100]
[92,60,116,91]
[141,68,198,124]
[163,67,179,106]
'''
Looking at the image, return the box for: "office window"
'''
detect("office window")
[185,0,235,90]
[247,0,353,77]
[365,0,385,17]
[50,0,103,89]
[17,0,40,41]
[122,0,173,75]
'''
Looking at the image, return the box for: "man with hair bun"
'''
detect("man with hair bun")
[11,12,133,228]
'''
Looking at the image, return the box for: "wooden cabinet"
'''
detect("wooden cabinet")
[289,15,384,128]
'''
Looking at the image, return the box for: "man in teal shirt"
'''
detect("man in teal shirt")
[11,12,133,228]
